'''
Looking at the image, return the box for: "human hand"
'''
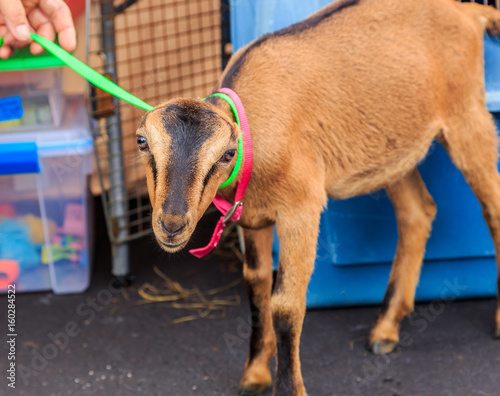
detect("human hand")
[0,0,76,59]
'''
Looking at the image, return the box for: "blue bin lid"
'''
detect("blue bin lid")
[0,142,40,175]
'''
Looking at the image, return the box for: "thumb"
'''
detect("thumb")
[0,0,31,41]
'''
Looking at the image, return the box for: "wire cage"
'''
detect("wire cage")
[85,0,231,280]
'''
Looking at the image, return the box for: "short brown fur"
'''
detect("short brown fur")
[137,1,500,394]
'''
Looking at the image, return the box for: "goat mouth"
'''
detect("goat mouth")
[158,238,188,250]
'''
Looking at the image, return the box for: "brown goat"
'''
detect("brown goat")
[136,0,500,395]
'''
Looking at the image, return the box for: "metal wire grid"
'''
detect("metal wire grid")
[85,0,227,259]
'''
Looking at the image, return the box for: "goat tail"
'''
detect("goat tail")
[460,2,500,37]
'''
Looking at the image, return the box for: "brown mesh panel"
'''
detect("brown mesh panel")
[87,0,226,242]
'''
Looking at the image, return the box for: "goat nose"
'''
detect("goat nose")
[158,219,186,238]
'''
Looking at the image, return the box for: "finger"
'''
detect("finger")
[3,32,20,47]
[0,23,7,37]
[28,8,55,54]
[0,0,31,41]
[0,45,13,59]
[2,31,30,49]
[0,24,12,58]
[39,0,76,52]
[2,30,31,56]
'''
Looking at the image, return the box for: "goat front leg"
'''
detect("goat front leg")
[239,225,277,396]
[272,208,321,396]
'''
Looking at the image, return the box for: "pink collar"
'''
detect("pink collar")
[189,88,253,258]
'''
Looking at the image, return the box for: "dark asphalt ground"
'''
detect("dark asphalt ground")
[2,199,500,396]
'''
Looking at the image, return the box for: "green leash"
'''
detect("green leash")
[0,33,243,188]
[34,33,153,111]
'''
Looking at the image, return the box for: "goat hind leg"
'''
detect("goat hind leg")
[370,169,436,355]
[439,112,500,338]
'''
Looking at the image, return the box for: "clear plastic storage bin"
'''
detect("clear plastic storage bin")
[0,96,93,294]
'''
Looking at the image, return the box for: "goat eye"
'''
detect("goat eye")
[137,136,148,151]
[219,149,236,163]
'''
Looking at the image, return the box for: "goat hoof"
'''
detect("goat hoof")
[238,383,271,396]
[370,339,398,355]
